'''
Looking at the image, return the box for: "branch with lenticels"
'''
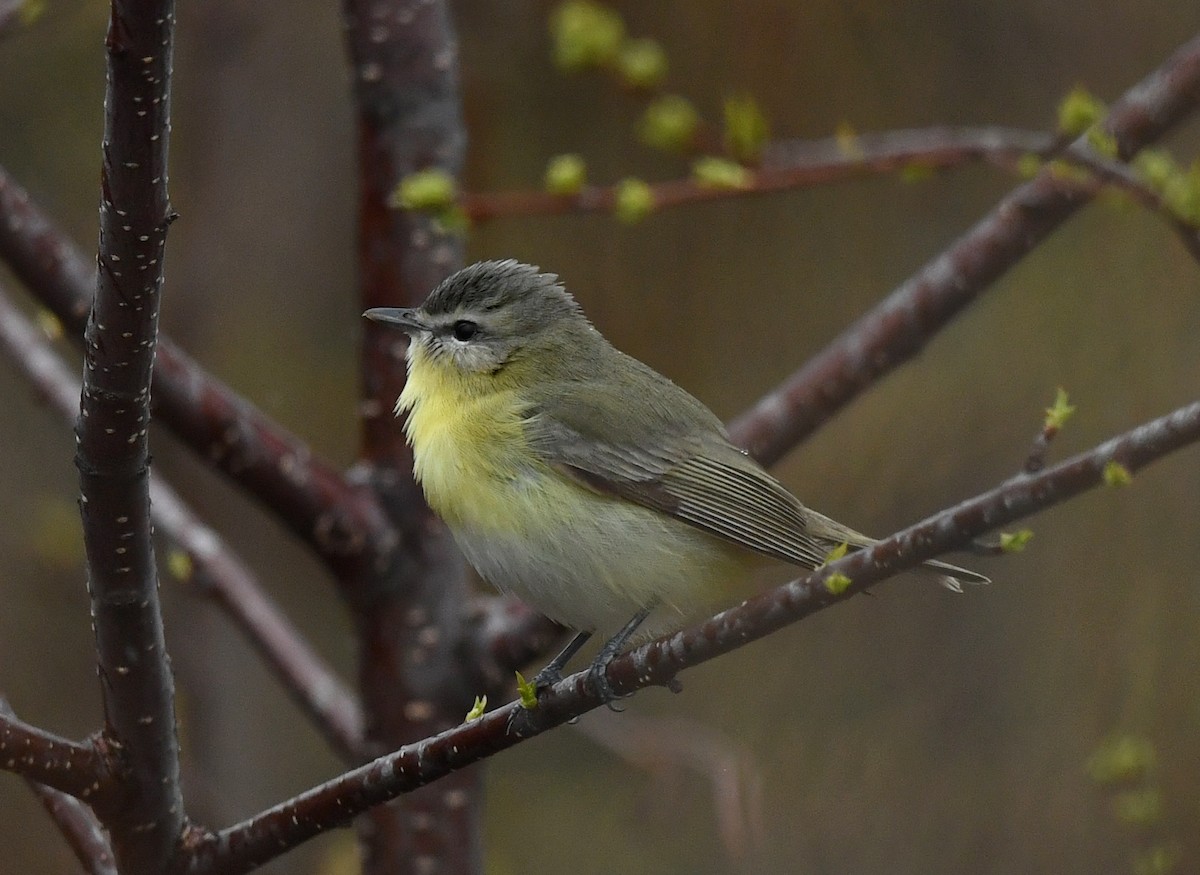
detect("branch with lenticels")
[180,398,1200,875]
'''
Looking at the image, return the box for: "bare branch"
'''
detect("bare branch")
[0,282,364,763]
[729,33,1200,464]
[0,703,112,799]
[28,784,118,875]
[0,166,398,587]
[182,398,1200,875]
[78,2,183,868]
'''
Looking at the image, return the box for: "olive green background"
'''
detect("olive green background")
[1,2,1198,873]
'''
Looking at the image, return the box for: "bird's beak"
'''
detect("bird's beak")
[363,307,428,333]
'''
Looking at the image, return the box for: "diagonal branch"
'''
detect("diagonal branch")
[0,281,364,764]
[77,3,182,870]
[28,784,119,875]
[151,484,365,762]
[476,34,1200,669]
[182,398,1200,875]
[0,166,398,588]
[728,32,1200,464]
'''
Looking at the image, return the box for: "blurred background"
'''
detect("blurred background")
[1,1,1198,873]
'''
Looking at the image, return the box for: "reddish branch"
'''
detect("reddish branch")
[341,1,476,873]
[0,283,364,764]
[0,704,111,798]
[0,167,396,587]
[76,2,183,871]
[180,398,1200,875]
[460,125,1200,256]
[29,785,119,875]
[729,33,1200,464]
[0,697,115,873]
[463,127,1057,221]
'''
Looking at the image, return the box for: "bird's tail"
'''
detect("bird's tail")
[803,508,990,592]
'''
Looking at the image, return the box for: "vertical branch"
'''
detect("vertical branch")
[341,1,477,873]
[78,0,183,871]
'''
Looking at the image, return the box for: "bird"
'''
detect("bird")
[364,260,988,700]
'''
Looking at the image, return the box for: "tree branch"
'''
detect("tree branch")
[0,701,112,799]
[0,281,365,764]
[463,127,1058,221]
[182,398,1200,875]
[0,166,398,588]
[152,484,365,762]
[28,784,119,875]
[725,32,1200,463]
[474,33,1200,681]
[341,1,476,873]
[77,2,183,869]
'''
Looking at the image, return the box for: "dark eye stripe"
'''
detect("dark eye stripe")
[451,320,478,342]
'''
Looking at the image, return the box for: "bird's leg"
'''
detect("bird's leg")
[587,607,651,708]
[532,629,593,690]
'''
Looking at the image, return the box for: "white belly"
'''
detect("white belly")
[449,474,745,638]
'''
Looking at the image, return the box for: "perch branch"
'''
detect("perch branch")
[182,398,1200,875]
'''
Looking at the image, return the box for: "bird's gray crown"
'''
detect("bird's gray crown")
[422,259,581,322]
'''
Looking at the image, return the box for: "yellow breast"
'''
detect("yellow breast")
[398,345,534,531]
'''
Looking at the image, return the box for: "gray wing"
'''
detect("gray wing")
[524,364,834,569]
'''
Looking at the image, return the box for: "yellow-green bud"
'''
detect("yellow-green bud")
[617,38,667,89]
[825,572,852,596]
[544,154,587,195]
[723,94,769,163]
[999,530,1034,553]
[1044,387,1076,430]
[1057,85,1106,136]
[613,178,655,223]
[639,95,699,153]
[1087,734,1156,784]
[692,156,751,189]
[1103,460,1132,487]
[390,169,458,211]
[550,0,625,71]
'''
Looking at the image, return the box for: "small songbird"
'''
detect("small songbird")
[365,260,987,698]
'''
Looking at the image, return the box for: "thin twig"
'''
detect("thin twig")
[152,485,366,762]
[729,33,1200,464]
[0,282,364,764]
[462,127,1058,222]
[0,166,398,589]
[182,398,1200,875]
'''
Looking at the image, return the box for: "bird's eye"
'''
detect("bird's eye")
[451,320,478,342]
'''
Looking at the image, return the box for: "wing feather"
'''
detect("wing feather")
[525,377,835,569]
